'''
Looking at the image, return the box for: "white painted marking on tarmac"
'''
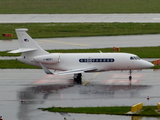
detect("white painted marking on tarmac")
[111,74,145,79]
[33,74,73,84]
[103,79,141,84]
[103,73,145,84]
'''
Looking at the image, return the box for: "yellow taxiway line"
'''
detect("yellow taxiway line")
[40,40,89,46]
[82,72,99,85]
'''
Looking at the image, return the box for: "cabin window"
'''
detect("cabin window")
[79,58,115,63]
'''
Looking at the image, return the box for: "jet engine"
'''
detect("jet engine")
[34,53,60,64]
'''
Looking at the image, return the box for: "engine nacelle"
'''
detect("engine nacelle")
[34,53,60,64]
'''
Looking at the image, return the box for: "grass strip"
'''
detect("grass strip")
[0,0,160,14]
[139,106,159,117]
[40,106,130,115]
[3,46,160,58]
[0,60,40,69]
[39,106,160,117]
[1,23,160,39]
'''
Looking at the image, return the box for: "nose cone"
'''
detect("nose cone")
[148,62,154,68]
[141,60,154,69]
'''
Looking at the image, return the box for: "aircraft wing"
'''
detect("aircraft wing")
[54,67,97,75]
[39,62,97,75]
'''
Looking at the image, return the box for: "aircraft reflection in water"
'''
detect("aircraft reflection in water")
[18,83,151,120]
[9,29,154,84]
[18,84,150,103]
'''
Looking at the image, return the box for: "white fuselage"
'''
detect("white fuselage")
[9,28,154,77]
[17,52,154,72]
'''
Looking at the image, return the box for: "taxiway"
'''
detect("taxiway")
[1,34,160,51]
[0,14,160,23]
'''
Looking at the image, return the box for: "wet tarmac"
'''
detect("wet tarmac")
[0,35,159,119]
[0,69,160,120]
[1,14,160,119]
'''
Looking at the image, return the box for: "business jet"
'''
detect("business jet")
[9,28,154,84]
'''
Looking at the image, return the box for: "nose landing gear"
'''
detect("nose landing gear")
[129,70,132,80]
[129,70,132,84]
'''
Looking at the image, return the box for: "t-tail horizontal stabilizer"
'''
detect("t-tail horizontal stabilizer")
[8,48,37,53]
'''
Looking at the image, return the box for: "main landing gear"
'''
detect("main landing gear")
[74,73,82,84]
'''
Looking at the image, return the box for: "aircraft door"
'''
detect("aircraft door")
[87,57,92,64]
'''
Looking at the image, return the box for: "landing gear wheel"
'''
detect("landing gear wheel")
[129,70,132,82]
[129,75,132,81]
[74,73,82,85]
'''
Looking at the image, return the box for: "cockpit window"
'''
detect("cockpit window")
[137,56,141,60]
[130,56,141,60]
[130,57,134,60]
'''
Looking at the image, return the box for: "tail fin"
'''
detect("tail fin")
[9,28,48,56]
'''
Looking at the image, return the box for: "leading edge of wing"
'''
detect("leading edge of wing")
[54,67,97,75]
